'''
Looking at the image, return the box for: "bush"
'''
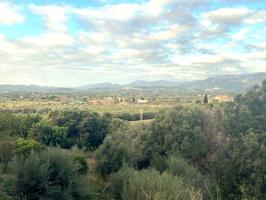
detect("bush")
[74,154,88,175]
[14,148,89,200]
[166,155,220,199]
[0,113,20,136]
[95,132,134,177]
[15,138,43,156]
[30,121,68,148]
[48,110,112,149]
[142,106,208,163]
[211,132,266,199]
[223,81,266,136]
[0,140,15,173]
[18,114,41,138]
[108,166,203,200]
[79,113,111,150]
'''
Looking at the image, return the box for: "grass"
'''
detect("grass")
[128,119,154,126]
[85,154,108,200]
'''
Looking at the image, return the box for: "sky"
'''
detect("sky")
[0,0,265,87]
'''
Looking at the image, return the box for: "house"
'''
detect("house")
[213,95,233,102]
[137,99,149,104]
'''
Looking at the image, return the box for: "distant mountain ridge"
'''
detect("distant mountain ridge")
[182,72,266,92]
[0,72,266,93]
[77,82,121,89]
[127,80,179,88]
[0,84,72,94]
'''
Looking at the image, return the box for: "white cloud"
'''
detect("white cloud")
[29,4,68,32]
[83,46,106,56]
[0,2,24,25]
[245,10,266,24]
[202,8,252,26]
[149,25,185,41]
[22,32,75,47]
[70,3,141,21]
[246,51,266,60]
[249,42,266,50]
[231,28,249,40]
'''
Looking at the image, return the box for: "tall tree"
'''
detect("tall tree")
[203,93,208,104]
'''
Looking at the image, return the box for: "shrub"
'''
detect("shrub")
[74,154,88,175]
[95,132,134,178]
[30,121,68,148]
[15,138,43,156]
[14,148,89,200]
[142,106,208,163]
[108,166,203,200]
[211,132,266,199]
[0,140,15,173]
[166,155,221,200]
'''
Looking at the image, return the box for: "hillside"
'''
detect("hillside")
[1,72,265,93]
[182,72,266,92]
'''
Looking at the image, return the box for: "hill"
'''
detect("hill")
[127,80,179,88]
[0,85,72,94]
[1,72,265,93]
[77,82,121,90]
[182,72,266,92]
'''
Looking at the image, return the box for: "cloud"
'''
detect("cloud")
[22,32,75,47]
[202,7,252,26]
[244,10,266,24]
[70,3,142,21]
[0,2,24,25]
[0,0,265,86]
[29,4,69,32]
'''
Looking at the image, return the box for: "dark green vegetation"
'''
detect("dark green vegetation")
[0,80,265,199]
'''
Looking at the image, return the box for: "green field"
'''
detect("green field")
[0,99,173,115]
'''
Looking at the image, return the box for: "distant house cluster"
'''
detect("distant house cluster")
[89,97,114,105]
[212,95,233,102]
[137,99,149,104]
[89,97,149,105]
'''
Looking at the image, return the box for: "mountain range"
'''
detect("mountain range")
[180,72,266,92]
[78,72,266,92]
[0,72,266,94]
[0,85,73,94]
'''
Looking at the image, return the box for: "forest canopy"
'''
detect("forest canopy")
[0,80,265,199]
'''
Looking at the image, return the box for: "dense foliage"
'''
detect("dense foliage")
[108,166,202,200]
[14,148,89,200]
[0,80,266,199]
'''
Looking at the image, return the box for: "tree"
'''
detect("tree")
[142,106,208,163]
[203,93,208,104]
[15,138,43,156]
[79,113,111,150]
[223,80,266,136]
[48,110,112,149]
[14,148,89,200]
[0,113,20,136]
[30,121,67,148]
[0,140,15,173]
[262,79,266,92]
[211,132,266,199]
[18,114,41,138]
[49,110,87,138]
[95,131,134,177]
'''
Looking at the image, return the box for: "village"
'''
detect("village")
[88,94,234,105]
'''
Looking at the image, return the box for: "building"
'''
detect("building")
[89,97,114,105]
